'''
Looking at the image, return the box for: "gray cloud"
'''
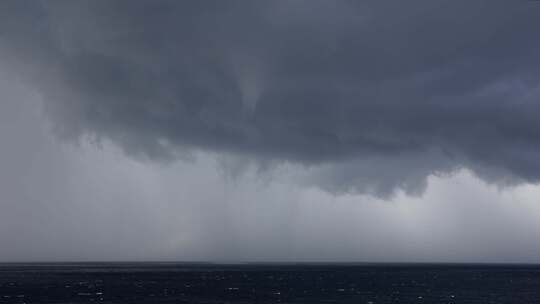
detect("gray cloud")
[2,0,540,196]
[3,59,540,263]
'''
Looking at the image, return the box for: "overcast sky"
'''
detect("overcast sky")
[2,0,540,263]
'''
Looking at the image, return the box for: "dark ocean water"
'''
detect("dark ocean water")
[1,263,540,303]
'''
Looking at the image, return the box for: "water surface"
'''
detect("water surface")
[1,262,539,303]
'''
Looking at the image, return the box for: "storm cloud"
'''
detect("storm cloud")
[2,0,540,196]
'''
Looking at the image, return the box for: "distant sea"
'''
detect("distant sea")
[1,262,540,303]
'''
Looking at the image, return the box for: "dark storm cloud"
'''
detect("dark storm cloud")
[2,0,540,196]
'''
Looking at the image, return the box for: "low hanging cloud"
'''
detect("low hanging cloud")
[1,0,540,196]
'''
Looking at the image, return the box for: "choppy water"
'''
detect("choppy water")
[1,263,540,303]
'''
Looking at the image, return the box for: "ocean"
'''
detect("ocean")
[1,263,539,303]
